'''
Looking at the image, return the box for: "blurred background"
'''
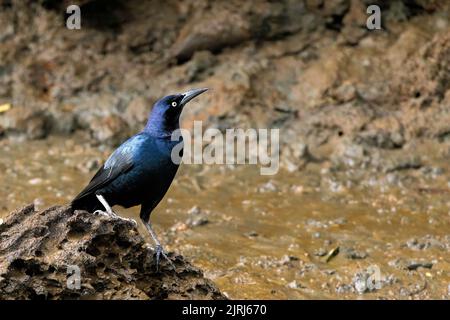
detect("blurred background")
[0,0,449,299]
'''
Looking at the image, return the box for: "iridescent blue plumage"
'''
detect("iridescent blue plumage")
[71,88,208,269]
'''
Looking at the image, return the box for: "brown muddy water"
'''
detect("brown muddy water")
[0,135,449,299]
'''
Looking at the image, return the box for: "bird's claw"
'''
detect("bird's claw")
[94,210,109,217]
[154,244,176,272]
[93,210,137,227]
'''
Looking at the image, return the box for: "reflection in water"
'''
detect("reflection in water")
[0,135,449,299]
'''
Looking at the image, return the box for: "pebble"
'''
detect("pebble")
[406,261,433,271]
[28,178,43,185]
[286,280,305,289]
[244,231,258,238]
[187,206,201,215]
[186,206,209,227]
[344,248,368,260]
[257,181,278,193]
[170,222,188,233]
[313,248,327,257]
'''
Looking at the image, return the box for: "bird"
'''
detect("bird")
[71,88,208,270]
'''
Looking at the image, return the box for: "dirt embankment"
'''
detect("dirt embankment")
[0,0,449,176]
[0,204,225,299]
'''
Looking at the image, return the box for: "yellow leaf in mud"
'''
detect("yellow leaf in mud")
[325,246,340,263]
[0,103,11,113]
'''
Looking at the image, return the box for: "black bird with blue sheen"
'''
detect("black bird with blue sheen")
[71,88,208,269]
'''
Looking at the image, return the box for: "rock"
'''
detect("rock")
[406,261,434,271]
[171,0,316,62]
[389,258,435,271]
[382,155,422,173]
[286,280,305,289]
[313,248,327,257]
[0,0,450,179]
[0,106,50,139]
[257,180,278,193]
[355,116,405,149]
[185,51,217,83]
[76,158,101,174]
[343,247,368,260]
[186,206,209,227]
[170,9,252,62]
[90,114,130,147]
[0,204,225,300]
[244,231,258,238]
[405,236,448,251]
[48,108,77,135]
[124,96,151,126]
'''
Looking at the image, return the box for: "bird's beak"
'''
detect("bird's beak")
[180,88,208,106]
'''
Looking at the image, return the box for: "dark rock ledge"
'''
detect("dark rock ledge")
[0,204,225,300]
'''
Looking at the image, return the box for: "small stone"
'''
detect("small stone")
[344,248,368,260]
[77,159,101,173]
[406,261,433,271]
[244,231,258,238]
[28,178,43,185]
[336,284,354,294]
[90,115,130,147]
[187,206,201,215]
[170,222,188,232]
[286,280,305,289]
[280,255,299,265]
[291,185,304,194]
[186,215,209,227]
[314,248,327,257]
[257,181,278,193]
[0,107,49,139]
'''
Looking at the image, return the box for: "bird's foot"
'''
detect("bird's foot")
[154,244,176,272]
[94,209,110,217]
[94,210,137,227]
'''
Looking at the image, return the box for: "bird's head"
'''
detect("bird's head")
[145,88,208,136]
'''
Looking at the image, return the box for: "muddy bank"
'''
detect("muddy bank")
[0,203,225,299]
[0,0,449,177]
[0,136,449,299]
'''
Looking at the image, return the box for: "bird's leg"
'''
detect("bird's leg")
[94,194,115,217]
[94,194,137,226]
[141,218,175,271]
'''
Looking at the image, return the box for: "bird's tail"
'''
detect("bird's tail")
[70,194,102,213]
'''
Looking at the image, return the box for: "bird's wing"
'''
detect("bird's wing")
[72,135,145,203]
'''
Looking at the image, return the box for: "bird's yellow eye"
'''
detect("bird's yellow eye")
[171,102,177,107]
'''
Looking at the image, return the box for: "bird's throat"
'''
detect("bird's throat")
[143,111,180,138]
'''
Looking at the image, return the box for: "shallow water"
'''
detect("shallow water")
[0,135,449,299]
